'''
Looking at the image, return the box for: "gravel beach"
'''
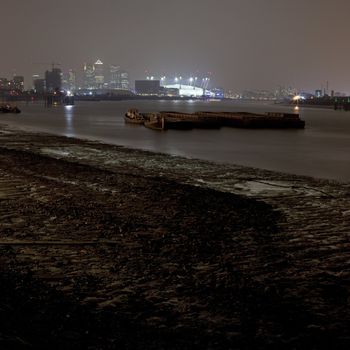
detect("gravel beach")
[0,126,349,349]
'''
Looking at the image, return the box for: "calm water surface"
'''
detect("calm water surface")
[1,100,350,181]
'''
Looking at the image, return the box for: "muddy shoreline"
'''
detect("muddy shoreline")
[0,126,349,349]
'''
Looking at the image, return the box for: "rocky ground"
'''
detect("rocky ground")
[0,126,349,349]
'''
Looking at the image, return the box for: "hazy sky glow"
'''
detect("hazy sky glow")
[2,0,350,92]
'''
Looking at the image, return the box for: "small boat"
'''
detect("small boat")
[0,104,21,114]
[124,108,146,124]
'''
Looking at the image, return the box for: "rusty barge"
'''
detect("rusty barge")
[125,109,305,130]
[196,111,305,129]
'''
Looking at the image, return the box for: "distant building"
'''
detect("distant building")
[109,65,120,89]
[334,91,346,97]
[164,84,213,97]
[135,80,160,95]
[0,78,11,91]
[34,78,46,94]
[159,87,179,97]
[13,76,24,92]
[83,63,95,89]
[243,89,275,100]
[62,73,69,91]
[224,90,241,99]
[68,70,76,91]
[45,68,62,92]
[62,69,76,92]
[32,74,40,90]
[110,65,129,90]
[212,88,225,99]
[94,59,104,89]
[119,71,130,90]
[274,86,297,100]
[315,89,323,98]
[300,92,314,100]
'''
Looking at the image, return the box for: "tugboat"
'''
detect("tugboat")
[0,104,21,114]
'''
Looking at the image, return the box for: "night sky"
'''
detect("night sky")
[2,0,350,92]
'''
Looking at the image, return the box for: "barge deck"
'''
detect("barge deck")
[125,109,305,130]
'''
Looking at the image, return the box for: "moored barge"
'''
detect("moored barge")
[160,111,221,129]
[196,111,305,129]
[125,109,305,130]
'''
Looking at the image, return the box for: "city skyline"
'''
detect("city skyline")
[1,60,346,98]
[2,0,350,93]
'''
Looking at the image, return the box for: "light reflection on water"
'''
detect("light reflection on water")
[64,105,74,136]
[2,100,350,181]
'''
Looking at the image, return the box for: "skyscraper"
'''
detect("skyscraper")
[94,59,104,89]
[83,63,95,90]
[109,65,120,89]
[119,71,130,90]
[68,70,76,91]
[109,65,129,90]
[62,69,76,92]
[45,68,62,92]
[34,78,46,94]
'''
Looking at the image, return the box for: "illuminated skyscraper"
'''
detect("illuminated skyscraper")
[109,65,129,90]
[68,70,76,91]
[94,59,104,89]
[119,71,129,90]
[83,63,95,89]
[62,69,77,92]
[109,65,120,89]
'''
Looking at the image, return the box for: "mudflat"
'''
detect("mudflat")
[0,126,349,349]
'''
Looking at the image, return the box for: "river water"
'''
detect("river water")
[1,100,350,181]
